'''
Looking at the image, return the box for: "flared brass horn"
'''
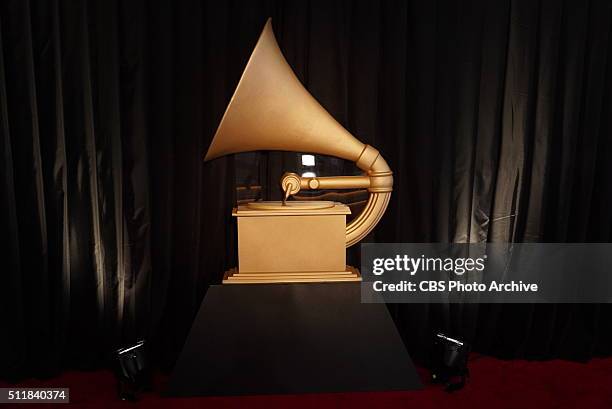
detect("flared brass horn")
[204,18,393,247]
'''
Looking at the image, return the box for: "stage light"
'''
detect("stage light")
[113,340,151,401]
[301,154,316,166]
[430,333,469,392]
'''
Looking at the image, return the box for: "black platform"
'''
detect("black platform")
[166,283,421,396]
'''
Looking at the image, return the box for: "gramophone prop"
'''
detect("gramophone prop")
[205,19,393,284]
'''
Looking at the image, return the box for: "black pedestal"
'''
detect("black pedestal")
[166,283,421,396]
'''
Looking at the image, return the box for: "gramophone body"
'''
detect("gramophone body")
[224,202,360,283]
[204,19,393,284]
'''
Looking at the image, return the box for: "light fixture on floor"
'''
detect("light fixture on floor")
[430,333,469,392]
[113,339,151,401]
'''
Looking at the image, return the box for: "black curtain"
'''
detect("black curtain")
[1,0,612,379]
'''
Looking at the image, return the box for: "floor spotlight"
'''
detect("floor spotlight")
[113,340,151,401]
[430,333,469,392]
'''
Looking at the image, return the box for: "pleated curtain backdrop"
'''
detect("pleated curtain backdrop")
[1,0,612,379]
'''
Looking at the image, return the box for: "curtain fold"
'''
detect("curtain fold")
[1,0,612,379]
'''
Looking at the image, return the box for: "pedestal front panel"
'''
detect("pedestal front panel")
[166,283,422,396]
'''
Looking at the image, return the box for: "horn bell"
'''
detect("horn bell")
[204,18,364,163]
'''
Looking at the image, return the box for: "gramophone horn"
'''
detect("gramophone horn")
[204,18,393,247]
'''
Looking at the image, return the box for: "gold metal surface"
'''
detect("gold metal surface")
[223,266,361,284]
[238,201,349,216]
[234,203,349,274]
[204,18,394,283]
[246,200,335,211]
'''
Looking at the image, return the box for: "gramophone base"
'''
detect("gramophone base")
[222,265,361,284]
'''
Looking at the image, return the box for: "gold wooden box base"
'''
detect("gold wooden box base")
[223,265,361,284]
[226,201,358,284]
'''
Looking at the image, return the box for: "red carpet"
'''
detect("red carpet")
[2,355,612,408]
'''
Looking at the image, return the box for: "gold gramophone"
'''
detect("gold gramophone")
[204,19,393,284]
